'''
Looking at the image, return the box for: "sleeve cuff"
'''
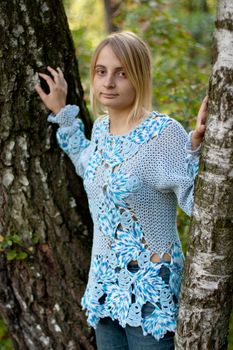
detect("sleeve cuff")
[48,105,80,127]
[185,131,201,156]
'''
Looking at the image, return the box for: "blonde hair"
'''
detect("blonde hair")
[90,31,152,121]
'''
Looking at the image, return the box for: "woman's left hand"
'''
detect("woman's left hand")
[192,96,208,150]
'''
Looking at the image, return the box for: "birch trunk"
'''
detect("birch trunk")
[176,1,233,349]
[0,1,94,349]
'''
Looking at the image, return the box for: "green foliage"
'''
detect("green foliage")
[65,0,106,117]
[113,0,215,129]
[6,249,28,261]
[0,318,13,350]
[0,234,27,261]
[0,230,40,262]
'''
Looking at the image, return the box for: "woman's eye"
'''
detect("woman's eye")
[96,69,105,76]
[118,71,126,77]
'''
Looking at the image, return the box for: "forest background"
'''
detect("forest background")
[1,0,232,349]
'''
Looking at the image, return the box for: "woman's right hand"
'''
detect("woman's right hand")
[35,66,68,115]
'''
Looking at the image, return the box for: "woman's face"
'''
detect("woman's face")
[93,44,136,116]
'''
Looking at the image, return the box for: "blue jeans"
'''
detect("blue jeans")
[95,317,174,350]
[95,265,174,350]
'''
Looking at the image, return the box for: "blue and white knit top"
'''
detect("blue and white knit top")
[48,105,200,340]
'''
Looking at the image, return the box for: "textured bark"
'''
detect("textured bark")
[176,1,233,349]
[0,1,95,349]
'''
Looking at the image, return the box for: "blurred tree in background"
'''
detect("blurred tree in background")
[2,0,233,349]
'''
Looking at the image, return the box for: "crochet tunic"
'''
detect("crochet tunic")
[48,105,200,340]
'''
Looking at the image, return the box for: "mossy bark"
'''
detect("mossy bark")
[0,1,94,349]
[176,1,233,349]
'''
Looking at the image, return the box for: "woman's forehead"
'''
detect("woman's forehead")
[96,45,123,68]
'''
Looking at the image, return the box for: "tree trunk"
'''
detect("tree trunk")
[176,1,233,349]
[103,0,121,33]
[186,0,209,12]
[0,1,94,349]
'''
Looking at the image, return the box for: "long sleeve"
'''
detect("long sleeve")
[150,120,201,216]
[48,105,94,178]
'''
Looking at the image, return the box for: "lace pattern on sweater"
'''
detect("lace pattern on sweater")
[81,113,182,339]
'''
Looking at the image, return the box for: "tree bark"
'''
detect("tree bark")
[176,1,233,349]
[0,1,94,349]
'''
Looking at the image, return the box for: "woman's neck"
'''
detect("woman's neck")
[108,108,145,136]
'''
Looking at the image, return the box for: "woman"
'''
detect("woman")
[35,31,207,350]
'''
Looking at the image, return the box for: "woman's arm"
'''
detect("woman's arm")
[35,67,93,178]
[153,121,199,216]
[148,97,207,216]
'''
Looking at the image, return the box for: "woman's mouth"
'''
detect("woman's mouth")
[101,93,118,98]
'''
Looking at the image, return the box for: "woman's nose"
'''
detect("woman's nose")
[103,74,116,88]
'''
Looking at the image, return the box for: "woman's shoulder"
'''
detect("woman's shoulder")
[149,110,173,127]
[149,111,182,127]
[129,111,173,144]
[149,111,187,138]
[127,111,187,148]
[149,113,190,156]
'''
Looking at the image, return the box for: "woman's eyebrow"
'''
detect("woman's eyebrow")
[95,64,125,70]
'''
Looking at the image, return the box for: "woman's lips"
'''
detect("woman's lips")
[101,93,118,98]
